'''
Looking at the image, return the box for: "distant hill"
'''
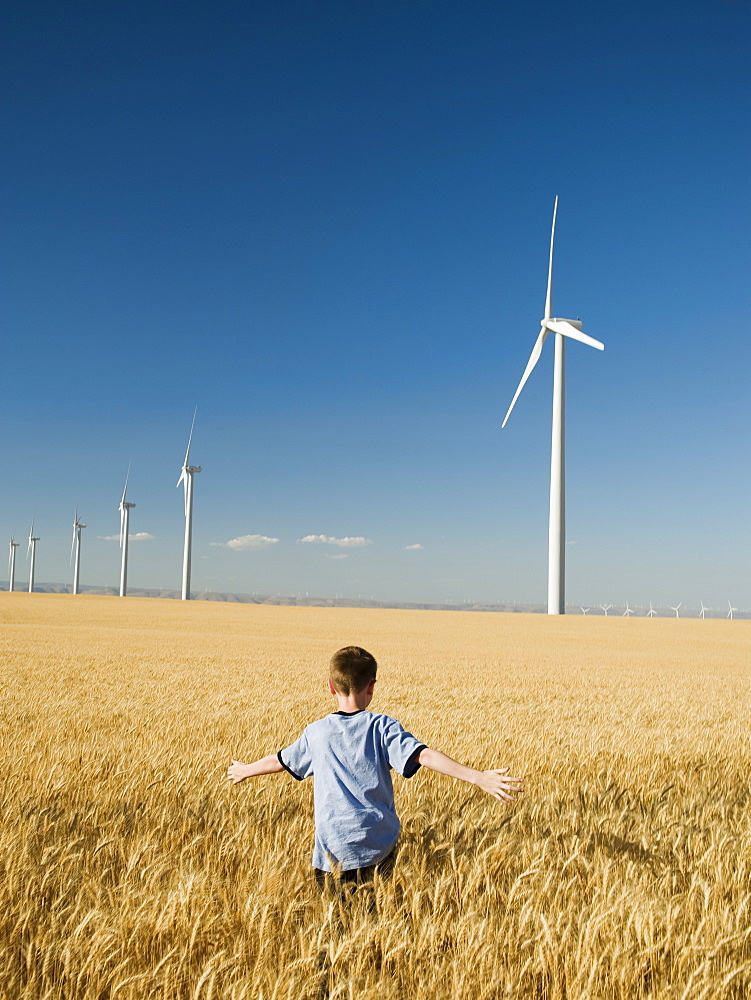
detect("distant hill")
[1,582,747,618]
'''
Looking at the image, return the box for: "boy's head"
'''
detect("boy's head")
[329,646,377,696]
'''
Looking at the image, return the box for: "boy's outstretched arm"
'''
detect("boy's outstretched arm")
[227,754,284,784]
[417,748,523,803]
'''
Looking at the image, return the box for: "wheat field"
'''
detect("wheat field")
[0,593,749,999]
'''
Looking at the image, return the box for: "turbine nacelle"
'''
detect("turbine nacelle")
[547,317,582,330]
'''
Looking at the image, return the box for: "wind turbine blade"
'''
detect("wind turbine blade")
[545,320,604,351]
[177,468,186,489]
[71,509,78,565]
[502,328,548,428]
[544,197,557,321]
[183,407,197,469]
[121,461,131,506]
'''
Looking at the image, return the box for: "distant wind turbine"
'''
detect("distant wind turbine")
[119,465,136,597]
[699,600,708,620]
[647,602,657,618]
[580,606,590,615]
[502,198,604,615]
[71,509,86,595]
[177,408,202,601]
[623,602,633,617]
[27,518,40,593]
[600,604,612,616]
[670,602,682,619]
[8,536,20,592]
[727,600,737,620]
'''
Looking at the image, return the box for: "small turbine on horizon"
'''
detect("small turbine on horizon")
[600,603,612,616]
[71,509,86,595]
[27,518,40,593]
[502,198,605,615]
[670,602,682,619]
[580,606,590,615]
[8,536,20,592]
[623,602,634,617]
[647,602,657,618]
[119,465,136,598]
[177,409,202,601]
[727,600,737,620]
[699,600,708,620]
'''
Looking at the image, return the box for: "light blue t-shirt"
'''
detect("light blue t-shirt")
[278,710,426,872]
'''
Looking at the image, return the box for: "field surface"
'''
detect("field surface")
[1,593,749,999]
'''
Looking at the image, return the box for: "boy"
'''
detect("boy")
[227,646,523,884]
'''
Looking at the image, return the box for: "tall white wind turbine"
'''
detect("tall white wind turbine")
[8,536,20,592]
[623,602,633,617]
[119,466,136,597]
[699,600,707,619]
[647,602,657,618]
[670,602,682,619]
[502,198,605,614]
[71,509,86,595]
[727,600,736,620]
[177,409,202,601]
[27,519,40,593]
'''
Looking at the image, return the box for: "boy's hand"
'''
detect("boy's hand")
[476,767,524,803]
[227,760,252,783]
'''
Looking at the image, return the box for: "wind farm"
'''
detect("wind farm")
[1,387,745,614]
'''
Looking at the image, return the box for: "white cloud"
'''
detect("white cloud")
[326,553,349,560]
[404,543,423,550]
[299,535,372,548]
[98,532,155,542]
[212,534,279,550]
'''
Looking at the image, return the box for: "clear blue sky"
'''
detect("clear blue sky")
[2,0,749,609]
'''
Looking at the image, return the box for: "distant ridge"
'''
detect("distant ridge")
[7,582,544,613]
[1,583,747,618]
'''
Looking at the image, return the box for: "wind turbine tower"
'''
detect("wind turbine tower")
[502,198,605,614]
[177,410,202,601]
[71,510,86,595]
[8,537,20,592]
[28,519,40,593]
[119,467,136,597]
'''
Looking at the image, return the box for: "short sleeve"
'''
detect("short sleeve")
[380,717,426,779]
[278,730,314,781]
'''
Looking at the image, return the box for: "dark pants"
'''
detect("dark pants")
[314,847,396,894]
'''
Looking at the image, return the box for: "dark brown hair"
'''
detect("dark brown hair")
[329,646,377,696]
